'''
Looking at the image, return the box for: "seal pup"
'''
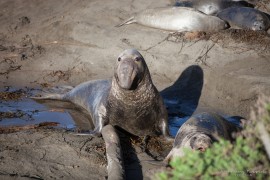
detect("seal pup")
[165,112,240,162]
[217,7,270,31]
[117,7,228,32]
[174,0,254,15]
[32,49,171,138]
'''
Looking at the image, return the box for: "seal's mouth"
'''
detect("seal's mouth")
[116,59,141,90]
[189,133,213,152]
[252,20,265,31]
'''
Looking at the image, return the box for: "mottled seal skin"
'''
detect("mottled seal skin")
[117,7,228,32]
[165,112,240,161]
[174,0,254,15]
[217,7,270,31]
[32,49,170,138]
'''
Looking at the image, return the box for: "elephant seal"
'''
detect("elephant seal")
[165,112,240,161]
[174,0,254,15]
[217,7,270,31]
[117,7,228,32]
[32,49,171,138]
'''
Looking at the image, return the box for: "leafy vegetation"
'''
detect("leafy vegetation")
[156,95,270,179]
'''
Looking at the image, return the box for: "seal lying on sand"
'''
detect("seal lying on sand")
[217,7,270,31]
[165,112,240,161]
[174,0,254,15]
[32,49,170,138]
[117,7,228,32]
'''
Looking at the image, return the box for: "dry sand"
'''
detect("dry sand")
[0,0,270,179]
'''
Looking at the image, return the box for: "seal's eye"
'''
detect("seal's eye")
[118,57,121,62]
[135,57,141,62]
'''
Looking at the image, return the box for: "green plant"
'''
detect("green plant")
[157,137,268,180]
[156,95,270,180]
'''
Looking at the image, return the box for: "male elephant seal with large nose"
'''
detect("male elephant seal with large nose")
[32,49,170,138]
[165,112,240,162]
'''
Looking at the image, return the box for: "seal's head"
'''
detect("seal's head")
[164,133,213,162]
[115,49,147,90]
[252,19,268,31]
[189,133,213,152]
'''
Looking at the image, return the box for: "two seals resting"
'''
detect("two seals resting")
[118,2,270,32]
[33,49,170,138]
[173,1,270,31]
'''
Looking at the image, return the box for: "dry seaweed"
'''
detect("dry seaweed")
[0,122,59,134]
[0,89,26,101]
[0,109,39,120]
[209,29,270,52]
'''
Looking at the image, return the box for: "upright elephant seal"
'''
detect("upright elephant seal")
[32,49,171,138]
[217,7,270,31]
[117,7,228,32]
[174,0,254,15]
[165,112,240,162]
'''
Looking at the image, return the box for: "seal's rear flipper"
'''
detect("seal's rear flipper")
[31,93,65,100]
[115,17,136,27]
[30,86,73,100]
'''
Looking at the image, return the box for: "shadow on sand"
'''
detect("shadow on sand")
[161,65,244,137]
[161,65,204,117]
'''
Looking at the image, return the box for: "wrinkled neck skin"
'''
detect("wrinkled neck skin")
[110,69,157,104]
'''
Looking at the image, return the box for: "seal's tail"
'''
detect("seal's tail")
[115,17,136,27]
[31,86,73,100]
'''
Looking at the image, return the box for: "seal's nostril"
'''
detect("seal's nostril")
[197,147,206,152]
[118,57,121,62]
[135,57,140,62]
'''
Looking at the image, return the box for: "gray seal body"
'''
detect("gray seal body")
[174,0,254,15]
[33,49,170,138]
[165,112,239,161]
[217,7,270,31]
[117,7,228,32]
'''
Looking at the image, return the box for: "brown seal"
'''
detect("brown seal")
[32,49,171,138]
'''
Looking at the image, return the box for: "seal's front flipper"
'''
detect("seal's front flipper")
[164,135,174,143]
[102,125,125,180]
